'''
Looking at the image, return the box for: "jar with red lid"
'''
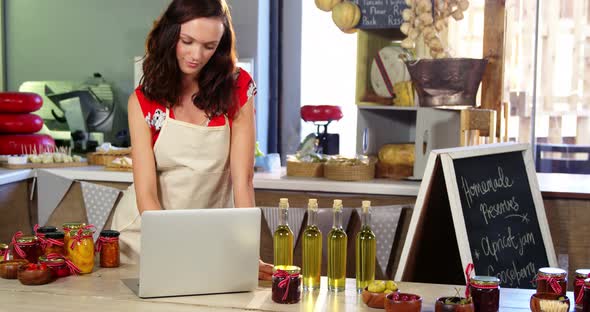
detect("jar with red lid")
[272,265,301,304]
[469,275,500,312]
[12,235,42,264]
[39,255,70,278]
[43,232,66,256]
[536,267,567,297]
[97,230,120,268]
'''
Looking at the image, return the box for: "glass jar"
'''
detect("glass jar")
[39,255,70,278]
[0,243,8,260]
[469,275,500,312]
[536,267,567,297]
[575,269,590,308]
[43,232,66,256]
[68,230,94,274]
[12,236,42,264]
[62,222,86,257]
[97,230,120,268]
[584,278,590,312]
[272,265,301,304]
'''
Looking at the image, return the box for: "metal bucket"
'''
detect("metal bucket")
[405,58,488,108]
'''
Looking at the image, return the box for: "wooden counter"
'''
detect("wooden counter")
[0,264,575,311]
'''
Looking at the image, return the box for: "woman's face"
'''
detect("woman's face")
[176,17,224,78]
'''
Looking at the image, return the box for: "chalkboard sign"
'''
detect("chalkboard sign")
[396,143,557,289]
[453,151,549,288]
[352,0,409,29]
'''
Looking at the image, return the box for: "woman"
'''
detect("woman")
[111,0,273,280]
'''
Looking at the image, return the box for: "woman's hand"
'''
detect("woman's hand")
[258,259,273,280]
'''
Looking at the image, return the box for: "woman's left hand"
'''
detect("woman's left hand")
[258,259,273,281]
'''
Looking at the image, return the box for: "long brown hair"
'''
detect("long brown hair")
[140,0,238,118]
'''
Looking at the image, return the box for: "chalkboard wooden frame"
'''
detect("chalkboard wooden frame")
[395,143,558,287]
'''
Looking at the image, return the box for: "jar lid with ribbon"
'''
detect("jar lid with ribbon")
[62,222,86,231]
[16,236,37,244]
[538,267,567,278]
[585,278,590,287]
[575,269,590,279]
[38,255,65,266]
[273,265,300,275]
[0,243,7,251]
[45,232,65,239]
[471,276,500,287]
[99,230,120,238]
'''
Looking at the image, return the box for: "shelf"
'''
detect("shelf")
[357,104,417,111]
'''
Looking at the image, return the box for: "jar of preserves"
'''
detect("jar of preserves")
[96,230,120,268]
[272,265,301,304]
[68,229,94,274]
[0,243,8,260]
[34,225,57,250]
[43,232,65,256]
[62,222,86,256]
[576,269,590,309]
[536,267,567,297]
[11,232,41,264]
[469,275,500,312]
[39,255,69,278]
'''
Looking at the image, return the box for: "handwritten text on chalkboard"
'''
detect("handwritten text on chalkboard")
[454,152,548,289]
[352,0,408,28]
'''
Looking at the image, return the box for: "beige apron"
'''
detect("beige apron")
[111,108,233,264]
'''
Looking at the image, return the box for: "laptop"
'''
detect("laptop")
[137,208,261,298]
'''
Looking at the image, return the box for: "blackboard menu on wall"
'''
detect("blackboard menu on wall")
[453,151,549,288]
[352,0,409,29]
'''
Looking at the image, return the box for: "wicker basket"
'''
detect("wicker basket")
[376,161,413,180]
[286,161,324,177]
[87,152,131,166]
[323,160,376,181]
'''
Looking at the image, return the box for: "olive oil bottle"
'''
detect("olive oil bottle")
[302,198,322,291]
[356,200,376,292]
[327,199,347,292]
[273,198,293,266]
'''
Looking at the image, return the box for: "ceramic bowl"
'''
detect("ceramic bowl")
[0,259,28,279]
[529,293,570,312]
[361,287,399,309]
[17,264,53,285]
[384,292,422,312]
[435,297,475,312]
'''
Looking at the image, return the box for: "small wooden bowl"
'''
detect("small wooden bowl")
[435,297,474,312]
[0,259,28,279]
[17,265,53,285]
[385,292,422,312]
[529,293,570,312]
[361,287,399,309]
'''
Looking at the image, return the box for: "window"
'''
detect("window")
[300,1,358,157]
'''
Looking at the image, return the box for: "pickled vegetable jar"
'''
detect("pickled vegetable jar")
[68,230,94,274]
[43,232,65,256]
[536,267,567,297]
[272,265,301,304]
[39,255,69,278]
[469,275,500,312]
[62,222,86,257]
[97,230,120,268]
[12,234,41,264]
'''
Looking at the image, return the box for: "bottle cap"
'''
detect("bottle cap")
[308,199,318,211]
[333,199,343,211]
[362,200,371,213]
[279,198,289,209]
